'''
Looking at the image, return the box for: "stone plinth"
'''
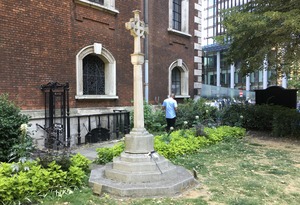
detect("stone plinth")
[89,152,197,197]
[124,128,153,153]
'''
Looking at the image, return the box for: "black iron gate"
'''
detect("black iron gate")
[40,82,70,149]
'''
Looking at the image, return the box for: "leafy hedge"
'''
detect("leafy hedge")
[154,126,245,159]
[220,103,300,137]
[176,98,219,128]
[95,126,246,163]
[0,153,91,204]
[0,94,30,162]
[132,99,219,134]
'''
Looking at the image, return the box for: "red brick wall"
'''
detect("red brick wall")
[147,0,196,104]
[0,0,195,110]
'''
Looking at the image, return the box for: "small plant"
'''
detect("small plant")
[70,153,92,173]
[37,149,72,172]
[94,142,125,164]
[9,123,35,162]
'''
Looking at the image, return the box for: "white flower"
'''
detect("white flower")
[20,124,28,132]
[170,126,174,130]
[240,115,244,119]
[195,115,199,120]
[184,121,188,125]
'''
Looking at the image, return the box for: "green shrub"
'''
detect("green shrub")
[242,104,276,131]
[0,153,89,204]
[70,153,92,173]
[8,123,35,162]
[95,142,125,164]
[220,103,300,137]
[0,94,30,162]
[131,99,219,133]
[37,150,72,172]
[130,102,166,133]
[154,126,246,159]
[176,98,218,129]
[204,126,246,143]
[94,126,246,163]
[154,129,210,159]
[144,102,166,133]
[272,108,300,137]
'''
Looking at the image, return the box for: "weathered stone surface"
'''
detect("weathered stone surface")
[89,155,197,197]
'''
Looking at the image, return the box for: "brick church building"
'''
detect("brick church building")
[1,0,202,146]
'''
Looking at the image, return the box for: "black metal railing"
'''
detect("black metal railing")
[74,110,130,145]
[37,110,130,149]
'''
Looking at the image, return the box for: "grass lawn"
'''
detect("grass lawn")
[43,132,300,205]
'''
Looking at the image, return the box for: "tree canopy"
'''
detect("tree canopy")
[217,0,300,88]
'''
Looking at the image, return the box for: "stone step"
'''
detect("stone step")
[104,162,178,183]
[112,156,173,173]
[89,165,197,197]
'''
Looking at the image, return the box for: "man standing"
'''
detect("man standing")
[162,93,178,131]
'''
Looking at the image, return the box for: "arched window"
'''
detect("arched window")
[168,59,190,98]
[76,43,117,100]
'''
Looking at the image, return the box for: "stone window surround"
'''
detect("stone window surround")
[168,0,191,37]
[74,0,119,14]
[76,43,118,100]
[168,59,190,98]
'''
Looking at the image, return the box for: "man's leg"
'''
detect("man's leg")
[166,118,171,131]
[169,117,176,129]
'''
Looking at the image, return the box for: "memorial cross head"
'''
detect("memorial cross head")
[125,10,148,38]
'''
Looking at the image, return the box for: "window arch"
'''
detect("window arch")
[76,43,117,99]
[168,59,190,98]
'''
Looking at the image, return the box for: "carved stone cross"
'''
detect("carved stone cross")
[124,10,152,153]
[125,10,148,54]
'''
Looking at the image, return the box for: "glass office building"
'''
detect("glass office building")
[201,0,286,98]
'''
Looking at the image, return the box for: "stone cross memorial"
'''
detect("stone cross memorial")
[124,10,153,154]
[89,10,196,197]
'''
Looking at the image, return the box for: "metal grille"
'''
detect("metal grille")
[83,54,105,95]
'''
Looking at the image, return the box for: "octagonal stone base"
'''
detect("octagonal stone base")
[89,152,197,197]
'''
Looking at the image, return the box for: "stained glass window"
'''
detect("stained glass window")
[83,54,105,95]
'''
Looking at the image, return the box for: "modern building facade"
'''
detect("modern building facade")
[201,0,287,99]
[1,0,202,146]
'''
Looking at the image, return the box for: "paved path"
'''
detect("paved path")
[72,140,121,161]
